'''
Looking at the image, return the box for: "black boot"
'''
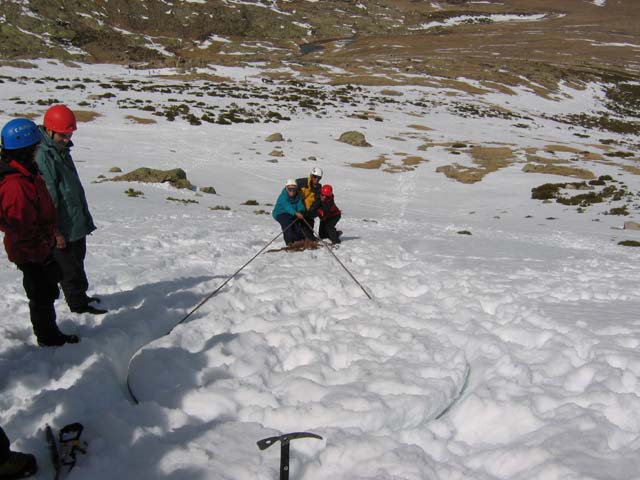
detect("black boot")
[0,451,37,479]
[37,333,80,347]
[70,304,107,315]
[30,301,79,347]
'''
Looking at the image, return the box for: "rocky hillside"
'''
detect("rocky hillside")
[1,0,638,92]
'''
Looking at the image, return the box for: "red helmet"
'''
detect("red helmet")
[321,185,333,196]
[43,105,77,133]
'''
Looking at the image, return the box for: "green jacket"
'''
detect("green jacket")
[35,126,96,242]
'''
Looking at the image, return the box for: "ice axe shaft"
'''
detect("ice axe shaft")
[257,432,322,480]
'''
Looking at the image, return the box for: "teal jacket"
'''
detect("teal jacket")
[35,126,96,242]
[272,188,304,220]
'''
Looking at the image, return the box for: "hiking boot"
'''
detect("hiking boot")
[71,304,107,315]
[288,240,305,250]
[304,239,318,249]
[0,451,37,479]
[38,333,80,347]
[336,230,343,238]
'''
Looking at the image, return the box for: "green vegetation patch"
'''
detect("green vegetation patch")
[618,240,640,247]
[112,167,193,189]
[167,196,199,205]
[125,188,144,198]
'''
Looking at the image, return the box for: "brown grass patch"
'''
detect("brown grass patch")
[525,154,570,165]
[621,165,640,175]
[384,165,413,174]
[480,81,516,95]
[125,115,157,125]
[330,75,400,87]
[544,145,586,155]
[436,164,488,184]
[440,79,491,95]
[522,164,596,179]
[12,112,41,120]
[470,146,514,164]
[591,144,615,151]
[407,124,433,132]
[0,60,37,68]
[350,155,387,169]
[402,156,427,166]
[74,110,101,123]
[543,145,604,161]
[153,73,232,83]
[436,146,514,183]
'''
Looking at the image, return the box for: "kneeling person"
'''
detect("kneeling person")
[272,179,305,247]
[318,184,342,244]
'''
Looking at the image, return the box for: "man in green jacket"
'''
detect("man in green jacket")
[35,105,106,315]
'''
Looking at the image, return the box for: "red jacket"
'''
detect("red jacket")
[317,194,341,221]
[0,159,57,264]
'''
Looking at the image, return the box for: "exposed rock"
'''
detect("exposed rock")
[624,221,640,231]
[200,186,217,194]
[112,167,193,189]
[269,149,285,157]
[338,131,371,147]
[266,133,284,142]
[109,167,122,173]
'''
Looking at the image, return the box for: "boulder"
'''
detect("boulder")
[338,131,371,147]
[266,133,284,142]
[112,167,193,189]
[624,221,640,231]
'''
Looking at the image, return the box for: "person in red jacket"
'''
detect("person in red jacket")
[0,118,79,347]
[317,184,342,244]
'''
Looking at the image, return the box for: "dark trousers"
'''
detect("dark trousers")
[275,214,304,245]
[319,215,341,243]
[53,237,90,311]
[17,259,62,344]
[301,215,315,240]
[0,426,9,463]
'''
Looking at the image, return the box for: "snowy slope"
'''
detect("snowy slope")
[1,60,640,479]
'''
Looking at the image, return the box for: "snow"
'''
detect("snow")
[412,14,553,31]
[1,59,640,479]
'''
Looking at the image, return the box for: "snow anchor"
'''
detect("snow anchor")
[257,431,323,480]
[301,217,373,300]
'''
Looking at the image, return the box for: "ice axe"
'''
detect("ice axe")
[257,431,322,480]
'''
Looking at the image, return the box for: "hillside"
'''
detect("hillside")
[2,0,639,92]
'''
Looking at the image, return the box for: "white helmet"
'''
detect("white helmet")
[311,167,323,178]
[285,178,297,187]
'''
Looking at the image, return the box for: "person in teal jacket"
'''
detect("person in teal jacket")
[272,178,306,247]
[35,105,106,315]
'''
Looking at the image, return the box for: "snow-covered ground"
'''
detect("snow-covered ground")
[1,60,640,479]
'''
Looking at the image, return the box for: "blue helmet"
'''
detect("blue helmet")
[1,118,41,150]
